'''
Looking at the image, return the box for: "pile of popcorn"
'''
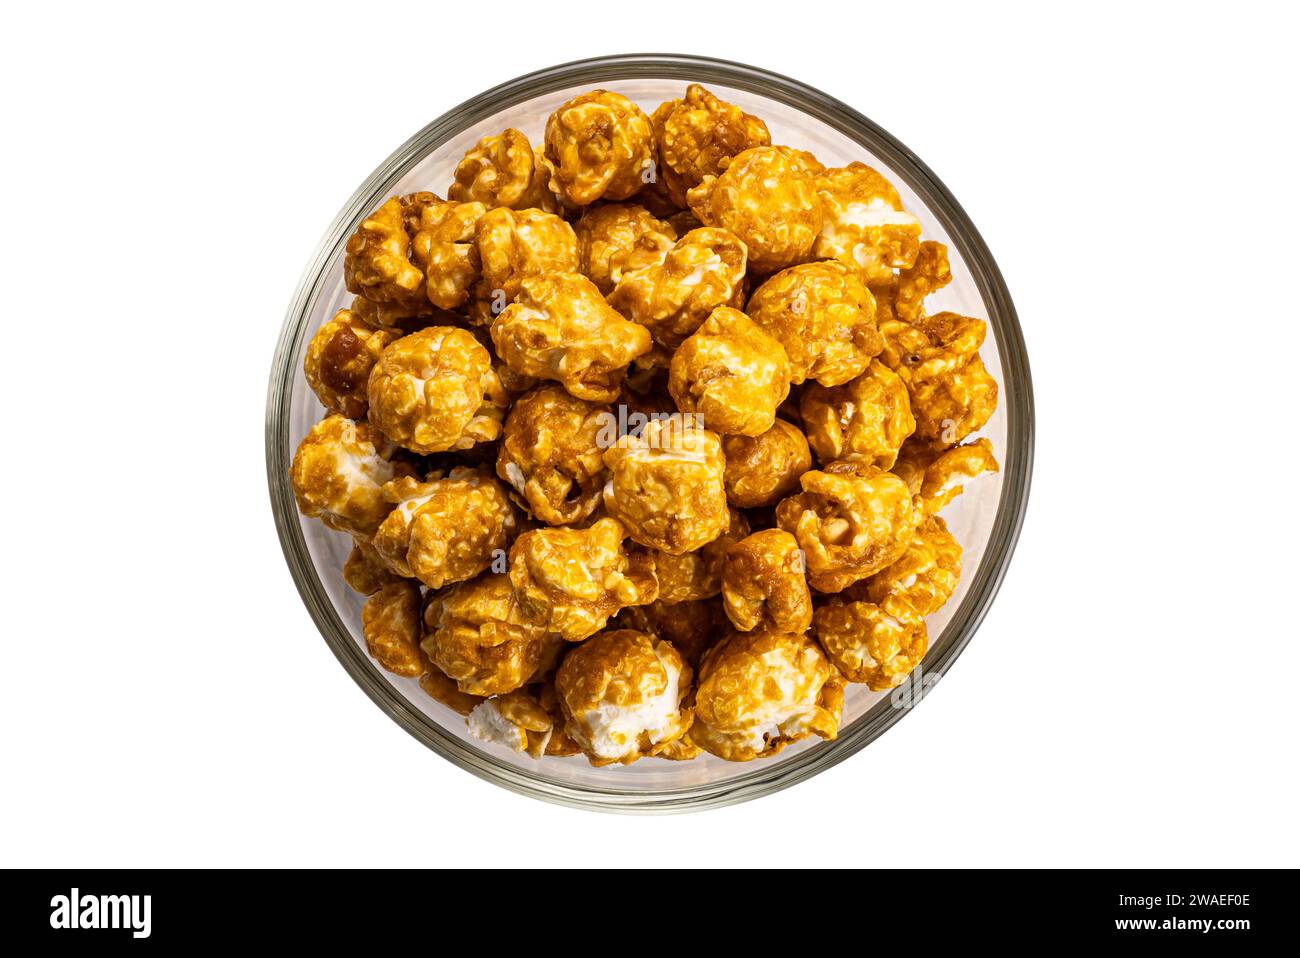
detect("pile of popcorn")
[290,84,999,767]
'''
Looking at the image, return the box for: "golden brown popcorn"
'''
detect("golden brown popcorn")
[651,508,749,603]
[535,681,582,756]
[861,514,962,621]
[666,209,703,236]
[691,629,842,761]
[799,359,915,468]
[342,538,403,595]
[303,308,400,420]
[915,438,999,512]
[471,205,579,323]
[573,203,676,295]
[343,196,429,309]
[720,419,813,508]
[496,384,610,525]
[421,573,560,696]
[490,272,652,403]
[348,295,438,334]
[409,199,487,311]
[366,327,507,454]
[371,468,515,589]
[813,597,927,690]
[466,688,557,759]
[668,305,791,437]
[508,517,658,641]
[746,260,883,387]
[602,415,730,555]
[418,667,485,716]
[652,84,772,207]
[554,629,693,766]
[544,90,655,206]
[775,460,916,593]
[615,598,724,669]
[814,162,922,285]
[721,529,813,634]
[687,145,824,273]
[290,414,413,536]
[879,311,998,447]
[608,227,748,348]
[449,128,560,213]
[361,580,424,676]
[892,240,951,322]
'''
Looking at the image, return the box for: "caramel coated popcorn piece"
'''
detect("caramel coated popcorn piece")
[472,206,579,322]
[892,240,951,322]
[608,227,748,348]
[496,384,610,525]
[775,460,916,593]
[421,573,560,696]
[652,84,772,207]
[650,508,749,603]
[343,195,428,309]
[878,312,998,447]
[813,597,927,690]
[361,580,424,676]
[410,199,487,311]
[418,667,485,716]
[573,203,676,295]
[814,162,922,285]
[687,145,824,273]
[466,689,556,759]
[343,539,403,595]
[800,358,915,468]
[508,517,658,641]
[371,467,515,589]
[303,307,399,419]
[554,630,693,766]
[366,326,507,454]
[544,90,655,206]
[449,128,560,213]
[720,419,812,508]
[490,272,651,403]
[746,260,883,386]
[721,529,813,634]
[290,414,412,536]
[602,415,730,555]
[690,630,842,761]
[668,305,791,437]
[615,598,724,669]
[862,514,962,621]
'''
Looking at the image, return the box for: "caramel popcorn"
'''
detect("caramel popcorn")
[496,384,610,525]
[602,415,730,555]
[813,597,927,690]
[303,307,400,419]
[861,515,962,621]
[746,260,883,386]
[814,162,922,285]
[691,629,843,761]
[490,272,652,403]
[508,517,658,641]
[608,227,748,348]
[650,508,749,603]
[410,199,487,311]
[902,437,1000,515]
[554,630,693,766]
[615,598,724,669]
[668,305,791,437]
[879,311,998,447]
[573,203,676,295]
[449,128,560,213]
[721,529,813,634]
[687,145,824,273]
[472,206,579,322]
[466,689,557,759]
[799,358,915,468]
[371,467,515,589]
[721,419,812,508]
[290,414,411,536]
[343,195,427,309]
[652,83,772,207]
[361,580,424,676]
[342,538,402,595]
[544,90,655,206]
[775,460,916,593]
[366,327,507,454]
[421,573,560,696]
[892,240,951,323]
[418,667,485,716]
[349,294,436,334]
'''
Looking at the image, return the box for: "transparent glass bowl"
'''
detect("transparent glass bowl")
[265,54,1034,812]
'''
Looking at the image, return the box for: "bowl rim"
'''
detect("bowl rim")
[265,52,1035,813]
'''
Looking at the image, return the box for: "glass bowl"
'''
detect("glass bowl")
[265,54,1034,812]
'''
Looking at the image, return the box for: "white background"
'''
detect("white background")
[3,1,1297,867]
